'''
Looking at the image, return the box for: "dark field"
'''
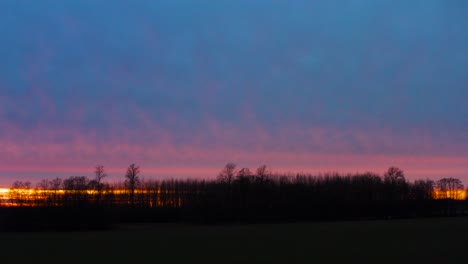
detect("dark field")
[1,217,467,264]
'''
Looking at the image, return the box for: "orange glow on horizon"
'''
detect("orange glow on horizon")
[433,189,467,200]
[0,186,467,207]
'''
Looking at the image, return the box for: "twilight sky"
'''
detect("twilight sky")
[0,0,467,186]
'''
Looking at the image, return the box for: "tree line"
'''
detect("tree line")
[1,163,467,230]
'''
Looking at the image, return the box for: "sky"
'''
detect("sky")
[0,0,467,186]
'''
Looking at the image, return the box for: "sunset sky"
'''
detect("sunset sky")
[0,1,467,187]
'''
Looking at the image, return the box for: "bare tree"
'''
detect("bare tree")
[12,181,31,189]
[63,176,89,191]
[237,168,252,178]
[10,181,32,206]
[383,167,407,201]
[94,165,107,203]
[50,177,63,205]
[384,166,405,184]
[236,168,253,186]
[217,162,237,184]
[95,165,107,186]
[256,165,267,177]
[412,179,434,200]
[63,176,90,206]
[51,178,62,190]
[125,163,140,206]
[436,178,464,200]
[37,179,50,190]
[255,165,269,184]
[36,179,51,206]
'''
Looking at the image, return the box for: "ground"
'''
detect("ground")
[1,217,467,264]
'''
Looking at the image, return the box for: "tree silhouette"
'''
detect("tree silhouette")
[51,177,62,190]
[63,176,89,190]
[94,165,107,187]
[383,166,408,203]
[436,178,464,200]
[217,162,237,184]
[36,179,50,190]
[63,176,90,206]
[93,165,107,203]
[384,167,405,184]
[36,179,51,206]
[3,163,468,230]
[237,167,252,181]
[411,179,434,200]
[125,163,140,206]
[434,178,464,216]
[12,181,31,189]
[10,181,31,206]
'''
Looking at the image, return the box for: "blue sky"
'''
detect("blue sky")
[0,1,467,185]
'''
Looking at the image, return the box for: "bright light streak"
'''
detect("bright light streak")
[433,189,466,200]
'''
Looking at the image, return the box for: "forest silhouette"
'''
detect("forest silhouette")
[1,163,467,231]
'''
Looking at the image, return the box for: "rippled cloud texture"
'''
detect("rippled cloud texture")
[0,1,467,185]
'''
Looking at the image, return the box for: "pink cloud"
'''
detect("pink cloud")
[0,111,466,187]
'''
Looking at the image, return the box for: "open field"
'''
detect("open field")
[1,217,467,264]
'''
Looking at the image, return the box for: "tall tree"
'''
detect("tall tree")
[95,165,107,187]
[255,165,269,184]
[384,167,405,184]
[125,163,140,206]
[217,162,237,184]
[63,176,90,206]
[94,165,107,203]
[237,168,252,178]
[383,167,407,201]
[411,179,434,200]
[436,178,464,200]
[10,181,31,206]
[50,177,63,205]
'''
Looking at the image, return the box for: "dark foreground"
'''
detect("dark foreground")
[1,217,467,264]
